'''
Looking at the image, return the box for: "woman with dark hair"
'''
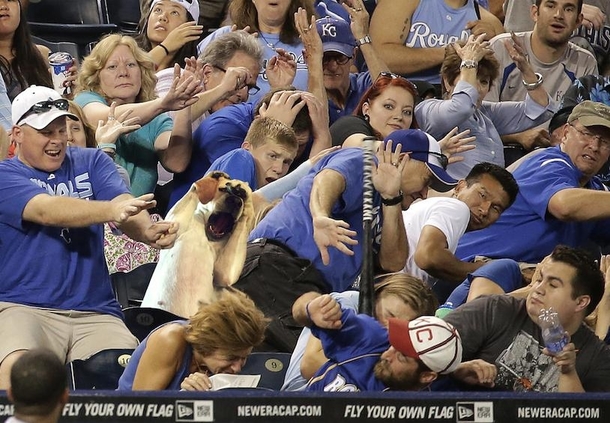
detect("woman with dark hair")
[197,0,315,105]
[136,0,203,70]
[0,0,52,100]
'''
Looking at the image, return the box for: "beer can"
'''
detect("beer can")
[49,52,74,95]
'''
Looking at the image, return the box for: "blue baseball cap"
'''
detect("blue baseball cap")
[383,129,458,192]
[315,17,356,58]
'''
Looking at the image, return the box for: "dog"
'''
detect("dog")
[141,171,254,318]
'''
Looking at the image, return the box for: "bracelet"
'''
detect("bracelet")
[356,35,372,46]
[305,302,313,321]
[97,143,116,151]
[460,59,478,70]
[522,72,543,91]
[159,43,170,55]
[381,191,403,206]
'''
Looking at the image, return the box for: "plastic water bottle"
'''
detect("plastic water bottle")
[538,307,568,354]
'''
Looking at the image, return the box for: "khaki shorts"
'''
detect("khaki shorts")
[0,302,138,364]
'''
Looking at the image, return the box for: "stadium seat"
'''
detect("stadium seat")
[103,0,141,33]
[111,262,157,309]
[122,306,183,342]
[66,348,134,390]
[31,36,80,63]
[240,352,292,391]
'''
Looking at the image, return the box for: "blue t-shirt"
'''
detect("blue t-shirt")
[0,148,128,317]
[208,149,258,190]
[439,259,522,314]
[250,148,382,291]
[170,103,255,207]
[328,72,373,126]
[456,146,610,263]
[308,308,388,392]
[74,91,174,197]
[197,26,308,106]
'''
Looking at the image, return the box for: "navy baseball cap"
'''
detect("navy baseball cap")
[315,17,356,57]
[383,129,457,192]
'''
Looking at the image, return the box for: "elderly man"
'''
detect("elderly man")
[0,86,178,388]
[457,101,610,264]
[294,292,462,391]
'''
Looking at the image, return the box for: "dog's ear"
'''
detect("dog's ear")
[194,176,219,204]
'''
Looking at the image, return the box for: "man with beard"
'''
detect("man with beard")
[293,293,462,391]
[486,0,597,151]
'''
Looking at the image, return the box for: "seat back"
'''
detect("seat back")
[31,36,80,62]
[103,0,142,33]
[66,348,134,390]
[240,352,292,391]
[27,0,105,24]
[123,306,183,342]
[111,262,157,309]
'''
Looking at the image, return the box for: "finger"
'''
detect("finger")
[116,108,134,122]
[108,102,117,120]
[335,242,356,256]
[320,246,330,266]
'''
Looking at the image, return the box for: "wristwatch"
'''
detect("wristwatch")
[356,35,372,46]
[460,59,478,70]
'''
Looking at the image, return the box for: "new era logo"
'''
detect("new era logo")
[175,401,214,422]
[456,402,493,423]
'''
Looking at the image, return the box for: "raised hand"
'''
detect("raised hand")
[295,7,322,65]
[438,127,476,165]
[313,216,358,265]
[342,0,370,39]
[159,21,204,54]
[96,102,141,146]
[373,139,406,200]
[111,193,157,224]
[267,48,297,88]
[160,64,204,111]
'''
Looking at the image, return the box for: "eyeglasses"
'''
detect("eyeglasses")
[409,150,449,170]
[212,65,260,96]
[17,99,70,124]
[322,53,351,65]
[569,123,610,151]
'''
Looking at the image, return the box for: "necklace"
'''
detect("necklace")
[259,32,280,52]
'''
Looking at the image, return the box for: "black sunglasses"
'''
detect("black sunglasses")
[212,65,260,96]
[409,150,449,170]
[322,53,351,65]
[17,99,70,124]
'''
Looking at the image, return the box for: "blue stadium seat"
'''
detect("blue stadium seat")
[111,263,157,310]
[66,348,134,390]
[240,352,292,391]
[122,306,183,342]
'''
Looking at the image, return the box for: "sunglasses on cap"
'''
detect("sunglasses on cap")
[409,150,449,169]
[375,71,417,90]
[212,64,260,96]
[17,99,70,124]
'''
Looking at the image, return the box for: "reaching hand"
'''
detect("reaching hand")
[454,33,494,63]
[160,64,203,111]
[342,0,370,39]
[372,139,406,199]
[438,127,476,165]
[312,216,358,265]
[465,20,498,40]
[267,48,297,88]
[96,102,141,145]
[159,21,204,54]
[452,359,497,387]
[111,193,156,224]
[144,220,179,249]
[295,8,322,65]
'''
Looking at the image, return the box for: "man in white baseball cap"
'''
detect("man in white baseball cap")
[294,293,462,391]
[0,85,180,389]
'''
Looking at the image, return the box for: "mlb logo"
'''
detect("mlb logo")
[175,401,214,422]
[456,402,493,423]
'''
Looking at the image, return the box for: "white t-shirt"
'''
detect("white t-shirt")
[401,197,470,286]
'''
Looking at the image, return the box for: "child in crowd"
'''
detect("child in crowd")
[207,117,298,190]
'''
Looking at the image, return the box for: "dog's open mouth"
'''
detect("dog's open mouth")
[206,212,237,240]
[205,194,244,240]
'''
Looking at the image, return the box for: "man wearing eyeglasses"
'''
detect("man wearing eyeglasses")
[401,162,519,303]
[456,101,610,265]
[0,86,179,389]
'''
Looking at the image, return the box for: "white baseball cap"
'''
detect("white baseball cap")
[150,0,200,22]
[12,85,77,130]
[388,316,462,374]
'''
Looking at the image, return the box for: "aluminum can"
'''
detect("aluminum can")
[49,52,74,95]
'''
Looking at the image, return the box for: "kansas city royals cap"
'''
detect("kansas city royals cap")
[388,316,462,374]
[315,17,356,58]
[383,129,458,192]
